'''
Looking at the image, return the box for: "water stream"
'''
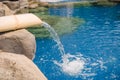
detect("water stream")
[42,22,65,55]
[42,22,85,76]
[34,5,120,80]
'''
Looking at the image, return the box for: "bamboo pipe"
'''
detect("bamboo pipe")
[0,13,43,32]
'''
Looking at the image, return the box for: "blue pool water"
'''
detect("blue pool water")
[34,5,120,80]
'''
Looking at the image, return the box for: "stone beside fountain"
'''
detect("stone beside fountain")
[0,0,119,80]
[0,15,47,80]
[0,25,47,79]
[0,0,49,17]
[0,0,47,80]
[0,0,28,16]
[0,51,47,80]
[0,29,36,60]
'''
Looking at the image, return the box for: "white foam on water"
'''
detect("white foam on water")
[42,22,107,79]
[54,54,85,76]
[53,53,108,79]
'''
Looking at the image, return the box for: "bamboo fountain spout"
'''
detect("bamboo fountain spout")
[0,13,43,32]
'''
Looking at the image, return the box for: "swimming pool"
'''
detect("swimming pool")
[34,5,120,80]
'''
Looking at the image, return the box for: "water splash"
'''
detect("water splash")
[42,22,85,76]
[54,53,85,76]
[42,22,107,79]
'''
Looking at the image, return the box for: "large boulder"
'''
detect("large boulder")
[0,2,13,16]
[0,0,29,16]
[29,3,38,9]
[19,0,29,8]
[0,29,36,60]
[28,0,39,9]
[0,6,5,16]
[2,1,20,10]
[39,2,49,7]
[0,51,47,80]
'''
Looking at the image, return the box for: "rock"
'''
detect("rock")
[39,0,58,2]
[0,2,13,16]
[0,2,5,16]
[28,0,39,9]
[39,2,49,7]
[0,10,4,16]
[0,29,36,60]
[0,8,5,17]
[0,52,47,80]
[29,3,39,9]
[19,0,29,8]
[0,0,29,16]
[16,0,29,13]
[2,1,20,10]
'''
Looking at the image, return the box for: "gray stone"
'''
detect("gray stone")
[19,0,28,8]
[0,51,47,80]
[0,9,5,17]
[2,1,20,10]
[0,2,5,16]
[29,3,38,9]
[0,0,29,16]
[0,2,13,16]
[0,29,36,60]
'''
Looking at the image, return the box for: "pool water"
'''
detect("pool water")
[34,5,120,80]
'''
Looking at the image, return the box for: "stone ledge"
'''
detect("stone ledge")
[0,29,36,60]
[0,51,47,80]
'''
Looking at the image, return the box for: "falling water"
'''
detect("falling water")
[42,22,65,55]
[42,22,85,76]
[66,2,73,18]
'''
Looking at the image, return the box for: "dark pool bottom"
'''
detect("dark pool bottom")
[34,5,120,80]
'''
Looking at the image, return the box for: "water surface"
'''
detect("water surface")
[34,5,120,80]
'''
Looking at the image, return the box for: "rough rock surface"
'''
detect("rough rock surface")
[2,1,20,10]
[0,0,29,16]
[0,29,36,60]
[29,3,38,9]
[39,2,49,7]
[0,0,49,16]
[19,0,29,8]
[0,2,13,16]
[0,52,47,80]
[28,0,39,9]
